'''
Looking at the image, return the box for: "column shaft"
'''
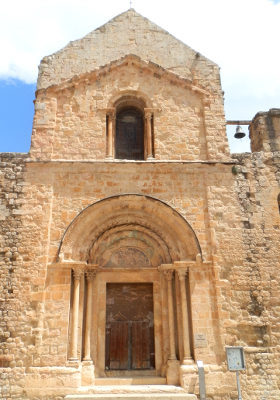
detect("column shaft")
[177,269,192,364]
[83,270,96,361]
[69,268,83,360]
[107,110,115,159]
[165,270,177,360]
[145,111,153,159]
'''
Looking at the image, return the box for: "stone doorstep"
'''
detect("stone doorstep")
[94,377,166,385]
[64,385,197,399]
[65,395,197,400]
[77,385,187,394]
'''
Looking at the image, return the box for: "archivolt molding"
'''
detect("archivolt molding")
[108,89,153,110]
[57,194,202,266]
[89,223,171,267]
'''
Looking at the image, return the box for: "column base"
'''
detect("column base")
[182,357,194,366]
[66,359,80,368]
[179,363,197,393]
[166,359,180,385]
[81,360,95,386]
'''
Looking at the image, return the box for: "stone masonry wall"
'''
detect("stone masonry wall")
[0,151,279,399]
[0,153,28,399]
[250,109,280,152]
[37,9,221,96]
[228,151,280,400]
[30,59,229,162]
[20,160,238,399]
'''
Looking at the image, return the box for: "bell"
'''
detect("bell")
[234,125,246,139]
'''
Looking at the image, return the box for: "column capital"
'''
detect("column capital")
[73,267,84,281]
[176,268,188,280]
[164,269,174,281]
[85,268,97,281]
[144,109,153,119]
[106,108,116,118]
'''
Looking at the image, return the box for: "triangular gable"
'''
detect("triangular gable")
[37,54,210,98]
[38,9,219,93]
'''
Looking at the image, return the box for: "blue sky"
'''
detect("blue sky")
[0,80,35,152]
[0,0,280,154]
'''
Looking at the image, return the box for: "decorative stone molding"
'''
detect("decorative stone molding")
[73,267,84,280]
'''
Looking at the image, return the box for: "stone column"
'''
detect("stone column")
[106,108,115,159]
[83,269,96,361]
[69,268,83,361]
[177,269,192,364]
[164,269,180,385]
[144,109,153,159]
[164,270,177,360]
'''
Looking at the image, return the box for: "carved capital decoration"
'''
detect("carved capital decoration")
[164,269,174,281]
[176,268,188,281]
[73,267,84,281]
[85,269,97,281]
[106,107,116,118]
[144,111,153,120]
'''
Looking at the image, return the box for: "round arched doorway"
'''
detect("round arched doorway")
[58,195,201,383]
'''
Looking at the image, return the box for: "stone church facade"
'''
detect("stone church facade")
[0,9,280,400]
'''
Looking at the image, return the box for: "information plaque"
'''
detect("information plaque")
[226,346,245,371]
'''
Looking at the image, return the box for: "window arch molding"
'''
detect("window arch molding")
[105,92,155,160]
[107,90,153,109]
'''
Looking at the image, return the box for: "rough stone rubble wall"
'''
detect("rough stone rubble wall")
[250,109,280,153]
[0,153,28,399]
[228,151,280,400]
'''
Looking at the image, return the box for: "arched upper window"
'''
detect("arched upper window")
[115,107,144,160]
[106,95,154,160]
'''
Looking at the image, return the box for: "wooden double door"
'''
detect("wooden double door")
[105,283,155,370]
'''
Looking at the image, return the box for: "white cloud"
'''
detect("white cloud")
[0,0,279,152]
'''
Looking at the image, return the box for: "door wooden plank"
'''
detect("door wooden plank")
[119,322,129,369]
[141,321,150,368]
[109,322,128,370]
[132,321,151,369]
[109,322,119,369]
[131,321,139,369]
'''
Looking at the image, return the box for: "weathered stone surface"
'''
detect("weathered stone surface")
[250,108,280,152]
[31,54,229,161]
[0,9,280,400]
[37,9,220,95]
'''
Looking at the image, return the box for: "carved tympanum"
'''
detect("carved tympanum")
[105,246,150,268]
